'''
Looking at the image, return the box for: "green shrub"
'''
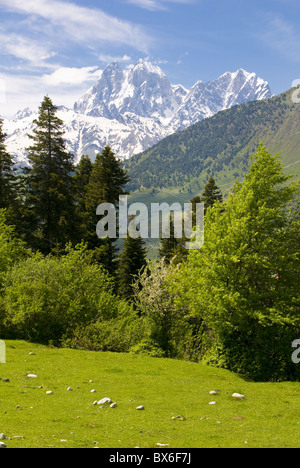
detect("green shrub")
[2,244,116,344]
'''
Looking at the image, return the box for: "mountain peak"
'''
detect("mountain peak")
[5,61,273,164]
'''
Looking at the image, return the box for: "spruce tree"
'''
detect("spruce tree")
[73,154,93,241]
[84,145,130,275]
[0,118,18,223]
[118,224,147,300]
[159,213,187,264]
[200,176,223,214]
[25,96,77,254]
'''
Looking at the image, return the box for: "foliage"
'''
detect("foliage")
[1,243,117,344]
[24,96,78,254]
[172,145,300,381]
[0,210,29,293]
[117,230,147,300]
[0,118,18,223]
[84,145,130,275]
[133,258,191,358]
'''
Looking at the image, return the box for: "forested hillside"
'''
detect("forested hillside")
[126,88,300,194]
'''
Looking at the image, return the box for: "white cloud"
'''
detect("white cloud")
[0,0,152,52]
[98,54,132,64]
[0,32,56,68]
[126,0,193,11]
[43,66,103,86]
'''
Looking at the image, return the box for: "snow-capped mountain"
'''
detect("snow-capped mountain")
[3,59,272,166]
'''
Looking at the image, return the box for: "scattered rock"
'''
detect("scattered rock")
[46,391,53,395]
[172,415,185,421]
[0,434,5,440]
[136,406,145,411]
[156,443,170,447]
[67,387,73,392]
[110,402,117,408]
[232,393,245,400]
[27,374,38,379]
[90,389,96,393]
[2,379,9,383]
[209,390,218,395]
[29,352,35,355]
[93,401,98,406]
[209,401,216,405]
[0,441,7,448]
[97,398,112,405]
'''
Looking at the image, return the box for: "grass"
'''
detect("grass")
[1,340,300,448]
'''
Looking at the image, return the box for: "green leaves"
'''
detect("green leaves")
[174,145,300,380]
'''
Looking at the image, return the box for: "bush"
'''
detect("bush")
[1,244,116,344]
[64,301,145,353]
[133,258,191,358]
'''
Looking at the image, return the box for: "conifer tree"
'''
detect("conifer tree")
[73,154,93,240]
[118,222,147,300]
[0,118,18,223]
[24,96,77,254]
[200,176,223,214]
[84,145,130,275]
[159,213,187,264]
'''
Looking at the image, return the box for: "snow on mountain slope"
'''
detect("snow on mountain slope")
[3,59,272,165]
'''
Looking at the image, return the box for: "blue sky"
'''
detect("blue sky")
[0,0,300,117]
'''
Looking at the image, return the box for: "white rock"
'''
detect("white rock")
[232,393,245,399]
[46,391,53,395]
[90,389,96,393]
[97,398,111,405]
[0,434,5,440]
[0,441,7,448]
[136,406,145,410]
[27,374,38,379]
[209,391,218,395]
[67,387,73,392]
[209,401,216,405]
[93,401,98,406]
[110,402,117,408]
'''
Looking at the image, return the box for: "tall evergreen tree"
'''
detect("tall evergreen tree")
[159,213,187,264]
[24,96,77,254]
[0,118,18,223]
[84,145,130,275]
[118,222,147,300]
[200,176,223,214]
[73,154,93,241]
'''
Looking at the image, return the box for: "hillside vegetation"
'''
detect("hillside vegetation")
[126,88,300,196]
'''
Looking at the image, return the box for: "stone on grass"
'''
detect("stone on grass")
[0,441,6,448]
[0,434,5,440]
[136,406,145,411]
[232,393,245,400]
[46,391,53,395]
[110,402,117,408]
[27,374,38,379]
[67,387,73,392]
[2,379,9,383]
[97,398,111,405]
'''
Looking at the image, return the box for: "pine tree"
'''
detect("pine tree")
[84,145,130,275]
[200,176,223,214]
[73,154,93,241]
[0,118,18,222]
[159,213,187,264]
[24,96,77,254]
[118,224,147,300]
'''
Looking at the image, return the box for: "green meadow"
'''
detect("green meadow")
[0,341,300,449]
